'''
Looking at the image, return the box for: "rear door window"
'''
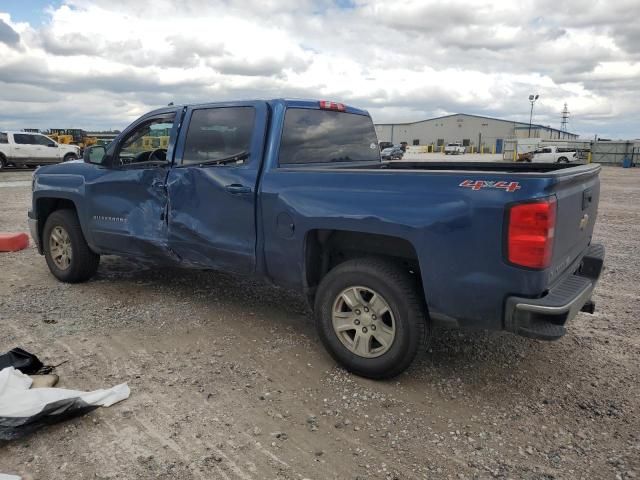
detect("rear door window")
[279,109,379,165]
[182,107,255,166]
[13,134,36,145]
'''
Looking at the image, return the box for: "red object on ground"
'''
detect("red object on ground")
[0,232,29,252]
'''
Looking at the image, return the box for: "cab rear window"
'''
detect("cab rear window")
[279,109,379,165]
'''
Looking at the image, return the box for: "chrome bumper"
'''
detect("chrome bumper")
[504,244,605,340]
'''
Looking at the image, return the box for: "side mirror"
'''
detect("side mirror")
[84,145,106,165]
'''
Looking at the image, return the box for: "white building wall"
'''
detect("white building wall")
[375,114,578,152]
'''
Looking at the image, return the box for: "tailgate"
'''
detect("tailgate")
[548,166,600,284]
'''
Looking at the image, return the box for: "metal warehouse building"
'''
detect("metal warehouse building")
[375,113,579,154]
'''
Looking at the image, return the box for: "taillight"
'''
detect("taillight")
[319,100,345,111]
[506,197,557,269]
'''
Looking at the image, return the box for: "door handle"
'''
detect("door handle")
[225,184,252,194]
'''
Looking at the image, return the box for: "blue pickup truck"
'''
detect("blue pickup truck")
[28,99,604,378]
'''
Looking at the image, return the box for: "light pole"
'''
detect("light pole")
[528,94,539,138]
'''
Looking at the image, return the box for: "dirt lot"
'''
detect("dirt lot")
[0,166,638,480]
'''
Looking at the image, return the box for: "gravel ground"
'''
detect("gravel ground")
[0,166,638,480]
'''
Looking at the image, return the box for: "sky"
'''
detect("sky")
[0,0,638,138]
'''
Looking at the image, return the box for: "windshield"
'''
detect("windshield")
[279,108,380,165]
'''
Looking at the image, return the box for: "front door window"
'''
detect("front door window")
[116,115,175,166]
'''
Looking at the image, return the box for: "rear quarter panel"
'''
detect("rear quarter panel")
[259,166,563,330]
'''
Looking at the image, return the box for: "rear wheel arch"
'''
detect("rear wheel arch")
[0,152,7,168]
[303,229,427,304]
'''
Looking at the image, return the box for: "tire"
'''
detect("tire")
[63,153,78,162]
[0,155,6,170]
[314,257,427,379]
[557,156,569,163]
[43,209,99,283]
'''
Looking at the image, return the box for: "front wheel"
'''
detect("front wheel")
[314,258,427,379]
[557,156,569,163]
[43,209,100,283]
[63,153,78,162]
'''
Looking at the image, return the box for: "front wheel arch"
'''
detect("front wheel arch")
[35,197,81,252]
[43,208,99,282]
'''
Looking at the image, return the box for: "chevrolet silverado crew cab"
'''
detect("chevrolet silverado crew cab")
[28,99,604,378]
[0,131,80,169]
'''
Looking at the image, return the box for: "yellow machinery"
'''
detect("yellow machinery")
[47,129,97,150]
[48,130,74,145]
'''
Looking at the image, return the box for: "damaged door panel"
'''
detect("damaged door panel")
[166,101,268,274]
[85,113,178,259]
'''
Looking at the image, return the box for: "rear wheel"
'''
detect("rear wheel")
[43,209,99,283]
[0,155,6,170]
[314,257,427,379]
[557,156,569,163]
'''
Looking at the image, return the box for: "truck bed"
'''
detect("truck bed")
[378,161,586,173]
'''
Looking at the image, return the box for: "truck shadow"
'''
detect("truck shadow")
[93,256,578,397]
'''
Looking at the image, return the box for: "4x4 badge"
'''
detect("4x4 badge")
[459,179,521,192]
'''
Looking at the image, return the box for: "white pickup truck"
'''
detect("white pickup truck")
[444,142,465,155]
[529,146,577,163]
[0,131,81,170]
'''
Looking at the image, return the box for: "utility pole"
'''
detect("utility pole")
[560,103,569,131]
[528,94,539,138]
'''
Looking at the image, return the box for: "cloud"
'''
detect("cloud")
[0,1,638,138]
[0,18,20,46]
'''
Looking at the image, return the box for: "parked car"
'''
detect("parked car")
[444,143,465,155]
[380,146,404,160]
[28,99,604,379]
[527,146,577,163]
[379,141,394,151]
[0,131,80,169]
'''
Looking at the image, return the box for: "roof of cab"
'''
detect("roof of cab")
[272,99,370,116]
[153,99,370,117]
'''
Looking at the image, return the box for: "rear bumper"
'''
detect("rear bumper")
[504,243,605,340]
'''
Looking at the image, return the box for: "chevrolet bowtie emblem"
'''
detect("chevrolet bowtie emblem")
[579,213,589,230]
